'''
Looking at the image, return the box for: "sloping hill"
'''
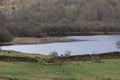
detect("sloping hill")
[0,0,38,15]
[1,0,120,22]
[0,0,120,42]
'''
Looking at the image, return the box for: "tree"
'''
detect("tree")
[0,28,13,42]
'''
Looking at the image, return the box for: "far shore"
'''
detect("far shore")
[0,37,82,45]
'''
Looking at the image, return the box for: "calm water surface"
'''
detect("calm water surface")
[1,35,120,55]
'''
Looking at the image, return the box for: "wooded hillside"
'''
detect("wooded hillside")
[0,0,120,42]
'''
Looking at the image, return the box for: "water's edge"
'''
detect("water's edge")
[1,35,120,55]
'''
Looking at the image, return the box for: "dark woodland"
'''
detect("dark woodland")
[0,0,120,42]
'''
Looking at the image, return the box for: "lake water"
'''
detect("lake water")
[1,35,120,55]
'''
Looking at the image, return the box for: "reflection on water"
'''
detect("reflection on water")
[116,41,120,49]
[1,35,120,55]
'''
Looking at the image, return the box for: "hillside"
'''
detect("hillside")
[0,0,120,42]
[2,0,120,21]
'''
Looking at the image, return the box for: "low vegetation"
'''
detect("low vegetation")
[0,51,120,80]
[0,37,80,45]
[0,58,120,80]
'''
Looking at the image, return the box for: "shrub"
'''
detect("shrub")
[64,51,71,57]
[49,51,58,58]
[0,28,13,42]
[91,54,101,63]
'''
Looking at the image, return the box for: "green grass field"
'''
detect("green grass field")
[0,51,120,80]
[0,59,120,80]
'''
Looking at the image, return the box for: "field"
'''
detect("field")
[0,51,120,80]
[0,59,120,80]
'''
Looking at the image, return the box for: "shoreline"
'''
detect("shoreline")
[0,34,120,45]
[0,37,82,45]
[0,49,120,62]
[51,51,120,62]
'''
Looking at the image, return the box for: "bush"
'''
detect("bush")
[91,54,101,63]
[49,51,58,58]
[19,27,47,37]
[0,28,13,42]
[64,51,71,57]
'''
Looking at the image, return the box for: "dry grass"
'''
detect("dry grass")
[1,37,79,45]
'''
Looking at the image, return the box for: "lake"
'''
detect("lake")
[1,35,120,55]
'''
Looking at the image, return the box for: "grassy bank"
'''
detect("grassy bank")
[0,59,120,80]
[51,52,120,61]
[0,51,120,80]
